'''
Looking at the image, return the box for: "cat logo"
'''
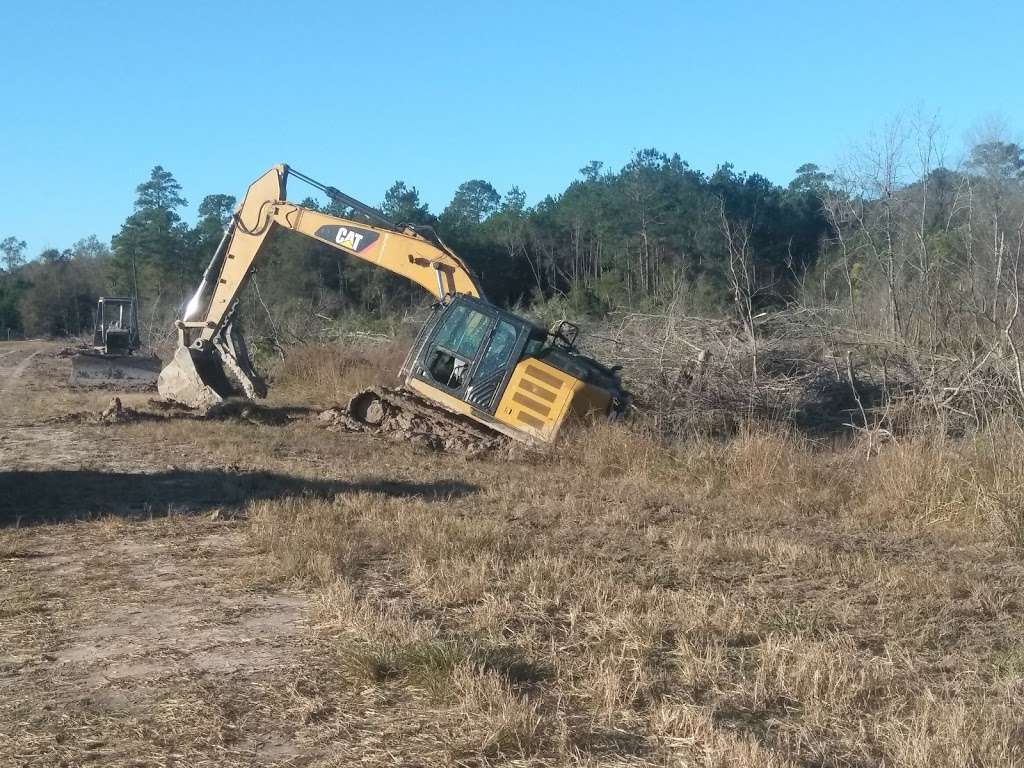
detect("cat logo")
[313,224,379,253]
[335,227,363,250]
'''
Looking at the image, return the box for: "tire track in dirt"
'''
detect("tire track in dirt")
[0,348,18,382]
[0,349,41,396]
[0,344,118,467]
[0,340,316,765]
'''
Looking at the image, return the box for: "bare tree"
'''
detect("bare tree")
[719,199,761,385]
[0,237,27,272]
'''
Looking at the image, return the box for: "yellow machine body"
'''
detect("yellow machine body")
[400,293,623,444]
[405,363,611,444]
[494,358,612,442]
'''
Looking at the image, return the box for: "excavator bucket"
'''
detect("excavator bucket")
[70,351,162,388]
[157,345,235,409]
[157,323,266,409]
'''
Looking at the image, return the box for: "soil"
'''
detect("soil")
[0,341,321,766]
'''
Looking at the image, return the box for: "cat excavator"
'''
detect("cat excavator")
[158,165,628,445]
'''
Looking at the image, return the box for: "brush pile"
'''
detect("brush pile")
[583,307,1024,438]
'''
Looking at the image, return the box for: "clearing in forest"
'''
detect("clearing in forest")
[2,340,1023,767]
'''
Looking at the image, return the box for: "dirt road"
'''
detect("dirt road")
[0,342,321,766]
[0,346,39,396]
[1,341,100,473]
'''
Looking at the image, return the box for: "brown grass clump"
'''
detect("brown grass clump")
[269,336,410,406]
[851,425,1024,540]
[241,414,1024,765]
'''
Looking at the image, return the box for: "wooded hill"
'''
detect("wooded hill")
[3,121,1022,359]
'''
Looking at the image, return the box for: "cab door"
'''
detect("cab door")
[464,317,522,411]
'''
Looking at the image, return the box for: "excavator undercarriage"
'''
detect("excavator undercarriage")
[325,387,511,452]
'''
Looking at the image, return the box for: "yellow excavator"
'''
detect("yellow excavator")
[158,165,628,444]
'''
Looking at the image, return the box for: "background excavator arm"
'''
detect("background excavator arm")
[181,164,483,346]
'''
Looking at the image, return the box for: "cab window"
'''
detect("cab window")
[476,320,518,379]
[523,331,547,358]
[433,305,490,359]
[426,305,493,389]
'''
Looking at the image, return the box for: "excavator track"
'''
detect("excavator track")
[323,386,510,453]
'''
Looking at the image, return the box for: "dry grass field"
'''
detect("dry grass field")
[3,339,1024,766]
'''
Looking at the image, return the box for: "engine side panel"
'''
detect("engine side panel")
[493,358,603,442]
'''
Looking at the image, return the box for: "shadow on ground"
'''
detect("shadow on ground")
[0,470,478,526]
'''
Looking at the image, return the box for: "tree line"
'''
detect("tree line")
[2,122,1022,361]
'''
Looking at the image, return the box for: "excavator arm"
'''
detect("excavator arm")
[159,164,484,408]
[183,164,482,342]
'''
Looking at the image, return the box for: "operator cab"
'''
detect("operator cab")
[408,295,628,430]
[412,295,531,414]
[93,297,140,356]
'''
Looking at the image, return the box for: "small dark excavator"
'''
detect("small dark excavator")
[70,297,161,388]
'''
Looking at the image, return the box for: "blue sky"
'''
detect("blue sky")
[3,0,1022,256]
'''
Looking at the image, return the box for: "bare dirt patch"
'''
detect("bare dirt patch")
[0,517,319,766]
[0,344,334,765]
